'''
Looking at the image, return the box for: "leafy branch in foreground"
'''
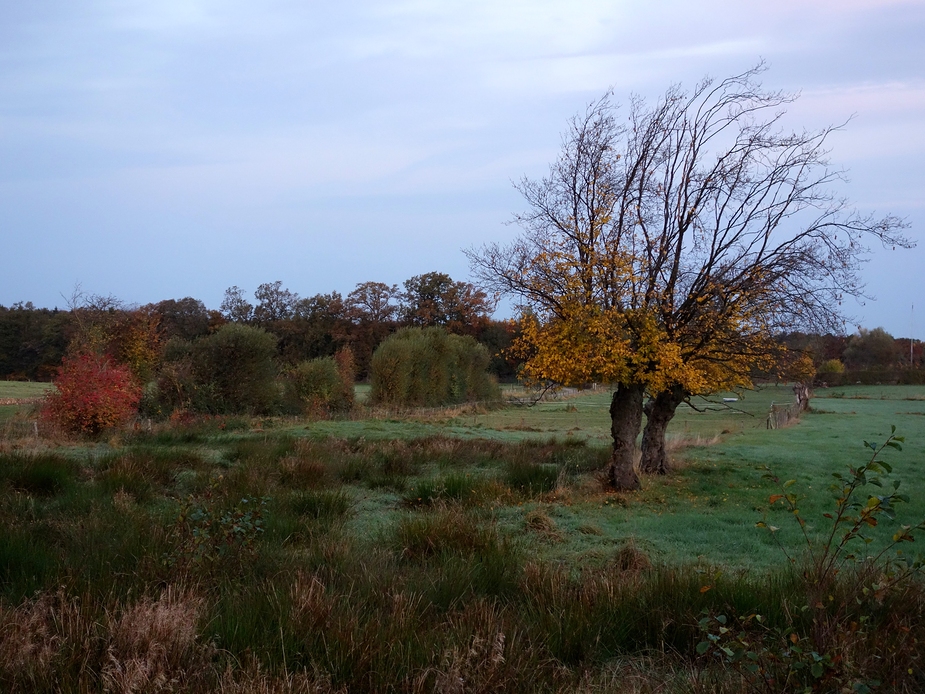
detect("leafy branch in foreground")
[699,427,925,692]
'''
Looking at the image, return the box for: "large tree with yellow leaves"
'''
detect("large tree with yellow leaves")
[469,65,910,489]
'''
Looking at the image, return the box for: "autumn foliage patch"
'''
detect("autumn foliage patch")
[41,353,141,436]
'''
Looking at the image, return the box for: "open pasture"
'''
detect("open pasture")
[0,381,53,400]
[0,381,52,424]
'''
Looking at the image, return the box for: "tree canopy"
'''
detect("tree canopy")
[469,65,911,486]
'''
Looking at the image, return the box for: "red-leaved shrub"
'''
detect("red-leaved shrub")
[41,353,141,436]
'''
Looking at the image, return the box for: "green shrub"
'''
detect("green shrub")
[369,327,500,407]
[145,326,280,416]
[168,492,267,577]
[189,324,279,414]
[284,357,353,416]
[698,427,925,692]
[817,358,844,374]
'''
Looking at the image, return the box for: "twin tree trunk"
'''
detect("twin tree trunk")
[608,383,687,490]
[639,384,687,476]
[607,383,643,490]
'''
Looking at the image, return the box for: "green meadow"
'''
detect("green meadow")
[1,384,924,691]
[296,383,925,568]
[0,381,52,424]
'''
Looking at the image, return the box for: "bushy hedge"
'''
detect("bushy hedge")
[144,324,280,416]
[815,368,925,387]
[283,357,353,416]
[370,327,499,407]
[189,324,279,414]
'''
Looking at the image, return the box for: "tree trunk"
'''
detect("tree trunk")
[608,383,643,490]
[639,384,687,475]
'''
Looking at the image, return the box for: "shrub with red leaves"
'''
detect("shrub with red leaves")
[41,353,141,436]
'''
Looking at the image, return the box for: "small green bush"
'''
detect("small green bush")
[370,327,500,407]
[817,358,844,374]
[283,357,353,416]
[146,326,281,416]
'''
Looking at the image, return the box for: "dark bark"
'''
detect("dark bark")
[793,382,812,412]
[639,384,688,475]
[608,383,643,490]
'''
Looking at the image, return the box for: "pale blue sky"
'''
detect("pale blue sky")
[1,0,923,337]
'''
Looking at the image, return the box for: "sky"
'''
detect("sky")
[1,0,923,338]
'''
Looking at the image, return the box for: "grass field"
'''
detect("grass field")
[0,381,51,424]
[0,381,53,399]
[288,382,925,567]
[1,384,924,691]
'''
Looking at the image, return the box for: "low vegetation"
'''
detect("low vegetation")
[1,385,924,691]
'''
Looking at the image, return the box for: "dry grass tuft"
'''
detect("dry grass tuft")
[609,539,652,574]
[0,592,64,680]
[576,652,734,693]
[0,590,94,690]
[113,488,136,512]
[413,598,541,694]
[290,573,334,632]
[524,507,563,542]
[218,657,345,694]
[102,587,209,694]
[279,454,328,489]
[663,434,722,471]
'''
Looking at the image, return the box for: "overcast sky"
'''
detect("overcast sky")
[1,0,923,338]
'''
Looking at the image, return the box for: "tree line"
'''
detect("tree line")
[0,272,520,384]
[1,291,920,388]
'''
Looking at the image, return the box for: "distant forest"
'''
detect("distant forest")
[1,272,922,385]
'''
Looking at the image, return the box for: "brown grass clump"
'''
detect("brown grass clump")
[278,454,329,489]
[575,652,737,694]
[395,505,501,561]
[524,507,563,542]
[0,592,71,688]
[663,434,722,471]
[608,539,652,574]
[472,478,515,505]
[102,587,210,693]
[290,573,334,633]
[421,602,511,694]
[0,590,99,691]
[217,663,343,694]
